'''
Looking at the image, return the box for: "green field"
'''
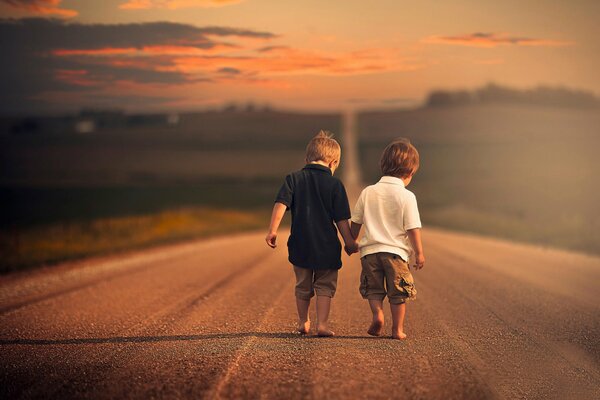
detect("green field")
[0,110,341,186]
[0,206,269,273]
[0,180,279,227]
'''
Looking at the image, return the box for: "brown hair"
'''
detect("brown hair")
[380,138,419,178]
[305,130,341,163]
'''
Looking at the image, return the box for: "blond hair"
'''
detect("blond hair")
[305,130,341,163]
[380,138,419,178]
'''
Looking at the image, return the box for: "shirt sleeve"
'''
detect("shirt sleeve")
[351,189,365,224]
[275,175,294,209]
[332,180,351,222]
[403,192,422,230]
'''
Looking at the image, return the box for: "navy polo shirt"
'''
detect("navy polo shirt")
[275,163,351,270]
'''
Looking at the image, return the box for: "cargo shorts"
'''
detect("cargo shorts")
[293,266,338,300]
[359,252,416,304]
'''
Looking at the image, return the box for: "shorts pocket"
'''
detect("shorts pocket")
[399,272,417,300]
[359,271,369,297]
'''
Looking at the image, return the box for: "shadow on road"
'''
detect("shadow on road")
[0,332,382,345]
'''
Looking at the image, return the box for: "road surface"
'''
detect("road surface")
[1,228,599,399]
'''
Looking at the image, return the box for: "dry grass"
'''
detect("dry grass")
[425,204,599,254]
[357,104,600,255]
[0,207,268,273]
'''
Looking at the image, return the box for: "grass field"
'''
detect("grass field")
[0,206,269,273]
[0,110,340,186]
[0,179,287,273]
[0,179,280,227]
[1,104,598,272]
[357,104,600,255]
[0,109,332,272]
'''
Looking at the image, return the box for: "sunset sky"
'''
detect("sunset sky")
[1,0,598,113]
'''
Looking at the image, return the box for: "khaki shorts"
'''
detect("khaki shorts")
[293,266,338,300]
[360,252,416,304]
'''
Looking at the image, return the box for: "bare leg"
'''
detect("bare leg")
[390,302,407,339]
[296,298,310,334]
[367,299,385,336]
[316,296,334,336]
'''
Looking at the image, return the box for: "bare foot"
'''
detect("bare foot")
[297,320,310,335]
[392,331,407,340]
[316,326,335,337]
[367,318,384,337]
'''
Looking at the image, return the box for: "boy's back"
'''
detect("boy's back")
[353,176,421,262]
[349,138,424,339]
[276,163,350,269]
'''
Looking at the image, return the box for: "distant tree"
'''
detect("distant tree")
[222,103,238,112]
[10,117,40,134]
[426,83,599,108]
[426,91,453,107]
[426,90,473,107]
[476,83,520,104]
[245,102,256,112]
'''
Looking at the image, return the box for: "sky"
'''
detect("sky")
[0,0,598,113]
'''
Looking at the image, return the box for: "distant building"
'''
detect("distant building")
[74,119,96,134]
[167,113,180,125]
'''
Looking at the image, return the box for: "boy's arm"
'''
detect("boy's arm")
[265,202,287,248]
[335,219,354,246]
[335,220,358,255]
[350,221,362,240]
[407,228,425,269]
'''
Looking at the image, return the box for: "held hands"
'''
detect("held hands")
[267,227,360,255]
[265,231,277,248]
[344,240,359,256]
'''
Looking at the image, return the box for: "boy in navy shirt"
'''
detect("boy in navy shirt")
[266,131,357,336]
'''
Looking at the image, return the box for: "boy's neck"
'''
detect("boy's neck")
[308,160,335,175]
[385,174,412,187]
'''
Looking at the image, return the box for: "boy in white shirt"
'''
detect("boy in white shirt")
[350,138,425,340]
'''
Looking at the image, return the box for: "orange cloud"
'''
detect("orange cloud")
[1,0,77,17]
[423,32,574,48]
[474,58,505,65]
[256,45,290,53]
[52,44,236,57]
[168,47,424,78]
[55,69,98,86]
[52,48,138,57]
[119,0,244,9]
[7,17,427,112]
[2,18,280,112]
[51,41,424,84]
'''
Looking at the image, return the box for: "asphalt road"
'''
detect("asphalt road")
[1,227,599,400]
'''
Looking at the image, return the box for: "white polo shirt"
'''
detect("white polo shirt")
[351,176,422,261]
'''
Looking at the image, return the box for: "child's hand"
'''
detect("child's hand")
[344,240,359,256]
[265,231,277,248]
[413,252,425,270]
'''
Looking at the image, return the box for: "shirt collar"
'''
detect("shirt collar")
[379,176,405,187]
[303,163,332,174]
